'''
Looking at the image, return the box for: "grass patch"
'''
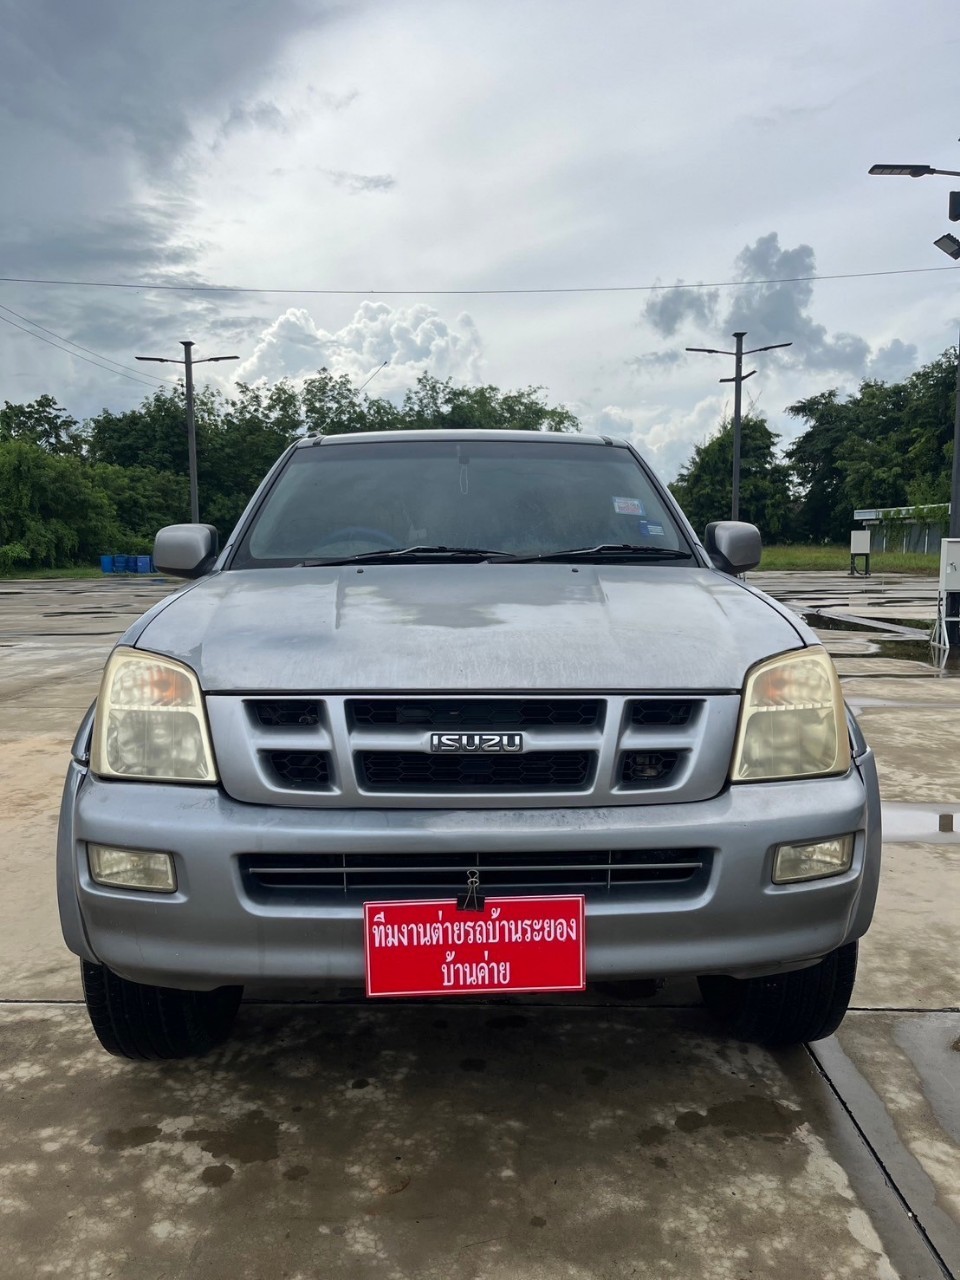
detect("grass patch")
[759,545,940,575]
[0,566,157,580]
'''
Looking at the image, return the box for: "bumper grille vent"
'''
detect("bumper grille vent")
[240,848,712,901]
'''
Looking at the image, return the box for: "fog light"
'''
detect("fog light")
[88,845,177,893]
[772,835,854,884]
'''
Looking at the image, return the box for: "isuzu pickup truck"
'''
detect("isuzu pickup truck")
[58,430,880,1058]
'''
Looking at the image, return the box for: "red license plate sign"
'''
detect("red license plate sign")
[363,896,585,997]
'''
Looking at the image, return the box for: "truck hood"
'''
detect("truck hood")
[135,564,803,693]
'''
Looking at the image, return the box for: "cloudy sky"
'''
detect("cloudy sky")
[2,0,959,479]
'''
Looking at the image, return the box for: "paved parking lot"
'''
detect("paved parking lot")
[1,574,958,1279]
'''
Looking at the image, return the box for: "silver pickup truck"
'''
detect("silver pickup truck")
[58,430,881,1058]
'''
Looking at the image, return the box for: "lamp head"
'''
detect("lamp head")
[933,233,960,260]
[869,163,933,177]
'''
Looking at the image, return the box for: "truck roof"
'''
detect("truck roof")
[297,429,628,448]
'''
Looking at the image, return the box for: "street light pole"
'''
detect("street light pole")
[949,325,960,643]
[686,333,792,521]
[868,157,960,644]
[136,343,239,523]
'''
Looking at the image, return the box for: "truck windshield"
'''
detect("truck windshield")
[231,439,692,567]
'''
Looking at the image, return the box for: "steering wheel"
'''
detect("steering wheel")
[309,526,403,552]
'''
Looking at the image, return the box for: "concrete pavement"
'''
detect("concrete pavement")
[0,573,957,1279]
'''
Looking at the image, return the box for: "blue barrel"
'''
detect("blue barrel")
[99,555,115,574]
[134,555,153,574]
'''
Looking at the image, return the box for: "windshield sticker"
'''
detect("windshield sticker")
[613,497,645,516]
[646,522,665,537]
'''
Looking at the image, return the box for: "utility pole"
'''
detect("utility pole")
[136,342,239,523]
[686,332,792,520]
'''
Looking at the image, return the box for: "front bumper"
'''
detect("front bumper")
[58,752,881,990]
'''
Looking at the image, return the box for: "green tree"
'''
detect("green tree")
[0,371,583,570]
[201,381,303,530]
[785,349,957,540]
[0,395,83,455]
[670,414,795,543]
[0,441,116,569]
[300,368,394,435]
[784,390,854,543]
[400,373,579,433]
[86,386,195,473]
[91,463,190,549]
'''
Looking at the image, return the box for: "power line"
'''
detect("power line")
[0,302,169,385]
[0,265,956,298]
[0,311,165,390]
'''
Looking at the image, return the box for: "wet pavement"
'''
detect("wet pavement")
[0,573,958,1279]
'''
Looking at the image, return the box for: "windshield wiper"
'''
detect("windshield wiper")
[490,544,693,564]
[300,545,506,566]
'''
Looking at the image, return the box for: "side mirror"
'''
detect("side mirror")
[153,524,219,579]
[704,521,762,575]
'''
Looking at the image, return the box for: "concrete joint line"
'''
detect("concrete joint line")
[806,1040,956,1280]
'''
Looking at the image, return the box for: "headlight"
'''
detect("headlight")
[731,647,850,783]
[91,648,218,783]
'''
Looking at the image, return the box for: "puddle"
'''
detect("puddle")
[801,611,929,638]
[872,637,943,664]
[813,623,954,676]
[882,802,960,845]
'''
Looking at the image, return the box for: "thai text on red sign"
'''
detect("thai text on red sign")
[363,896,586,997]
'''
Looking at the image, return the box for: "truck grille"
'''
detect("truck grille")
[355,750,595,792]
[207,692,739,808]
[239,848,713,902]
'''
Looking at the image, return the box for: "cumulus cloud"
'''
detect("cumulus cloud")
[234,301,484,393]
[581,394,728,483]
[637,233,918,382]
[643,284,719,337]
[723,233,870,373]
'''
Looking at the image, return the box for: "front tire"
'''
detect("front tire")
[698,942,857,1046]
[81,962,243,1060]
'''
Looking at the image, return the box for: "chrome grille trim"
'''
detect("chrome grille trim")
[207,693,740,808]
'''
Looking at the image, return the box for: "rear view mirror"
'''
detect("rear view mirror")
[153,524,219,579]
[704,521,762,575]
